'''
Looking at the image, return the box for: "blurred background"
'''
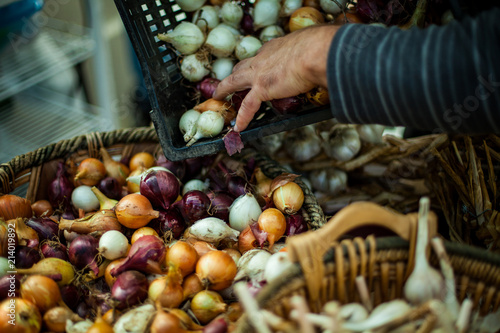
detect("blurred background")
[0,0,151,163]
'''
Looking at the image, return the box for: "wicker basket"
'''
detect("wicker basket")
[235,201,500,332]
[0,126,325,229]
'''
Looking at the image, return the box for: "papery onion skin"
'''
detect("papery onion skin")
[190,290,227,324]
[150,208,187,240]
[60,284,80,311]
[110,235,166,276]
[289,6,325,32]
[156,155,187,181]
[196,250,237,290]
[0,195,32,221]
[74,158,106,187]
[25,217,60,242]
[115,193,160,229]
[98,177,122,200]
[20,274,62,313]
[0,297,42,333]
[47,162,74,208]
[140,170,180,211]
[129,152,155,172]
[111,270,149,310]
[68,234,100,276]
[176,190,210,224]
[166,240,199,277]
[31,200,53,217]
[272,182,304,215]
[285,214,308,236]
[207,192,234,222]
[15,246,41,269]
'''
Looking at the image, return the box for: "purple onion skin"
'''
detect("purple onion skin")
[227,176,250,198]
[184,158,203,180]
[47,162,74,208]
[203,317,228,333]
[25,217,60,242]
[15,246,41,269]
[110,235,166,277]
[175,190,210,224]
[68,235,99,275]
[156,155,186,181]
[285,214,308,236]
[0,275,21,301]
[270,96,303,115]
[76,301,91,319]
[199,77,221,100]
[98,176,122,200]
[111,270,149,310]
[41,242,69,261]
[240,13,254,35]
[150,208,186,239]
[60,284,81,311]
[207,192,234,222]
[140,170,180,211]
[231,89,250,111]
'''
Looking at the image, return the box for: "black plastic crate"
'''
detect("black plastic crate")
[114,0,333,161]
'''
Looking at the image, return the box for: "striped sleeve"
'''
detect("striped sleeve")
[326,8,500,134]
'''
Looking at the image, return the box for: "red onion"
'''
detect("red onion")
[76,301,90,319]
[47,162,74,207]
[199,77,221,100]
[111,270,149,309]
[270,96,303,115]
[60,284,80,311]
[0,274,21,301]
[185,158,203,180]
[25,217,60,242]
[285,214,308,236]
[68,235,99,275]
[15,246,41,269]
[140,169,180,211]
[231,89,250,111]
[41,242,69,261]
[175,190,210,224]
[207,192,234,222]
[156,155,186,181]
[203,317,228,333]
[97,176,122,200]
[110,235,166,277]
[240,13,254,35]
[227,176,250,198]
[150,208,186,239]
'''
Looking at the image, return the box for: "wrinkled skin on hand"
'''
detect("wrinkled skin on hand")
[213,25,339,132]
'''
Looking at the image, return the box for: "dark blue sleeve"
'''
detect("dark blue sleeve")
[326,8,500,134]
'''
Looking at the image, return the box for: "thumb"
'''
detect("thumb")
[234,89,262,132]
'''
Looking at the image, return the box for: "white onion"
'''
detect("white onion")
[179,109,201,142]
[253,0,281,29]
[280,0,302,17]
[320,0,347,15]
[217,23,242,38]
[211,57,234,80]
[192,5,220,32]
[259,25,285,43]
[175,0,206,12]
[188,217,240,243]
[182,179,209,195]
[229,193,262,232]
[205,26,237,58]
[235,36,262,61]
[186,110,225,146]
[181,52,210,82]
[157,22,205,55]
[98,230,129,260]
[263,252,294,283]
[71,185,99,212]
[220,1,244,28]
[235,249,272,282]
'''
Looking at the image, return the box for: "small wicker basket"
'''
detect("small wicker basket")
[235,202,500,332]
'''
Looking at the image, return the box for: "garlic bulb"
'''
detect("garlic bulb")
[205,26,237,58]
[356,124,385,144]
[220,1,244,28]
[284,125,322,162]
[192,5,220,32]
[259,25,285,43]
[235,36,262,61]
[179,109,201,142]
[309,168,347,195]
[157,22,205,55]
[321,125,361,162]
[186,110,225,146]
[181,52,210,82]
[253,0,281,29]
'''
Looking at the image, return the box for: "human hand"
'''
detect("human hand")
[213,25,339,132]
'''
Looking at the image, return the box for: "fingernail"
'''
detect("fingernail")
[233,125,240,132]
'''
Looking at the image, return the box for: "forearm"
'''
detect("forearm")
[327,9,500,133]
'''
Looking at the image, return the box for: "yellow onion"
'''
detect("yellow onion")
[131,227,159,244]
[16,258,75,286]
[157,266,184,309]
[20,275,62,313]
[0,298,41,333]
[43,306,82,333]
[74,158,106,186]
[129,152,155,172]
[257,208,287,247]
[115,193,160,229]
[127,166,146,193]
[87,315,114,333]
[31,200,53,217]
[0,195,32,220]
[272,182,304,215]
[100,147,130,186]
[151,303,188,333]
[190,290,227,324]
[196,250,237,290]
[166,240,199,277]
[182,273,204,300]
[105,258,127,288]
[289,6,325,32]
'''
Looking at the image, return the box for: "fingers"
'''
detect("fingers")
[213,60,253,100]
[234,89,262,132]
